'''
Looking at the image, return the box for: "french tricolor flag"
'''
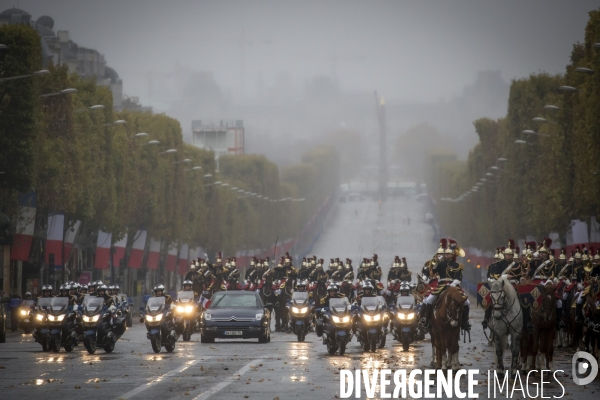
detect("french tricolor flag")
[113,234,128,267]
[166,244,178,272]
[63,220,81,263]
[45,213,64,266]
[178,244,189,275]
[94,231,112,270]
[147,237,161,270]
[129,230,147,269]
[10,192,36,262]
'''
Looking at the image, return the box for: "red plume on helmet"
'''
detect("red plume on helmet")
[508,239,515,250]
[373,254,378,260]
[544,238,552,249]
[515,246,520,255]
[440,238,448,249]
[500,246,506,253]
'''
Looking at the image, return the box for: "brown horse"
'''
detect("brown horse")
[582,283,600,355]
[430,286,468,370]
[529,283,557,371]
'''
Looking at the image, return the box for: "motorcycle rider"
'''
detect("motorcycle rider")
[96,284,115,308]
[182,280,199,298]
[38,284,54,300]
[317,283,346,308]
[58,283,77,306]
[153,284,173,307]
[356,280,377,306]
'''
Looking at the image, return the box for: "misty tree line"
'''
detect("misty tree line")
[428,9,600,250]
[0,24,340,264]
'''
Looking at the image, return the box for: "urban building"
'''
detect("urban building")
[191,119,245,162]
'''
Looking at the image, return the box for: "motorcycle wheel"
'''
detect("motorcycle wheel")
[104,338,115,353]
[165,340,175,353]
[297,331,303,342]
[126,312,132,328]
[64,338,75,352]
[378,334,386,349]
[327,342,339,355]
[84,336,97,354]
[258,330,268,343]
[339,341,347,356]
[41,341,48,352]
[402,336,410,352]
[183,331,191,342]
[151,334,161,353]
[51,333,61,353]
[370,338,377,352]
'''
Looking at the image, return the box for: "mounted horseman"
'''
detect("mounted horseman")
[418,239,470,331]
[422,240,447,282]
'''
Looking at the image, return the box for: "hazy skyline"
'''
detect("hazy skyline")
[3,0,599,112]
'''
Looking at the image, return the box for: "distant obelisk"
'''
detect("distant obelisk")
[375,91,388,200]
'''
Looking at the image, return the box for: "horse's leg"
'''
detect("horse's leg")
[494,332,505,373]
[511,331,521,377]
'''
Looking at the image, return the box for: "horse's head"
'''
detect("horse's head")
[444,286,467,327]
[489,278,510,319]
[538,283,556,322]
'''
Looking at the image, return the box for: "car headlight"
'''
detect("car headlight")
[185,305,194,313]
[256,313,264,320]
[36,314,44,321]
[292,306,308,314]
[83,315,100,323]
[21,310,27,316]
[204,313,211,320]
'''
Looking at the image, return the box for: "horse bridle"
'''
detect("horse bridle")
[489,286,521,332]
[445,295,461,326]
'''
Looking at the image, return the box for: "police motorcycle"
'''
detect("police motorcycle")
[355,296,387,352]
[287,291,313,342]
[391,284,420,351]
[18,296,36,334]
[143,296,178,353]
[32,297,53,351]
[43,296,79,352]
[174,291,198,342]
[81,295,126,354]
[316,297,353,355]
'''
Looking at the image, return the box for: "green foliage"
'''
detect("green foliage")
[431,8,600,250]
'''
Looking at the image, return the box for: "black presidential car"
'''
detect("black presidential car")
[200,291,272,343]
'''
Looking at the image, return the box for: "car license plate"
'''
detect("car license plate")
[224,331,242,335]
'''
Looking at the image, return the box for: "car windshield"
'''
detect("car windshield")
[330,298,350,313]
[397,296,415,307]
[361,297,383,311]
[177,291,195,301]
[209,293,259,309]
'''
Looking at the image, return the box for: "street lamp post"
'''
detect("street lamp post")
[40,88,78,97]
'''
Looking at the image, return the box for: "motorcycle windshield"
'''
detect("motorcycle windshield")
[291,292,309,306]
[361,297,383,312]
[396,296,415,309]
[146,297,166,315]
[21,300,35,307]
[329,298,350,314]
[37,298,53,309]
[83,297,104,314]
[50,297,69,314]
[177,291,195,302]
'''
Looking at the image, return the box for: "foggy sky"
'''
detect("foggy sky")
[4,0,598,110]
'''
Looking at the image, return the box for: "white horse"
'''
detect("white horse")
[489,276,522,377]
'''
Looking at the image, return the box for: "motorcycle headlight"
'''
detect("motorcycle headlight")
[398,312,406,319]
[83,315,100,323]
[256,313,263,320]
[332,315,341,323]
[292,306,308,314]
[145,315,154,322]
[20,310,27,316]
[155,314,163,321]
[364,314,381,322]
[204,313,211,320]
[36,314,44,321]
[176,306,184,313]
[407,313,415,320]
[185,305,194,313]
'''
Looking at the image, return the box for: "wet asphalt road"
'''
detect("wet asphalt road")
[1,196,598,399]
